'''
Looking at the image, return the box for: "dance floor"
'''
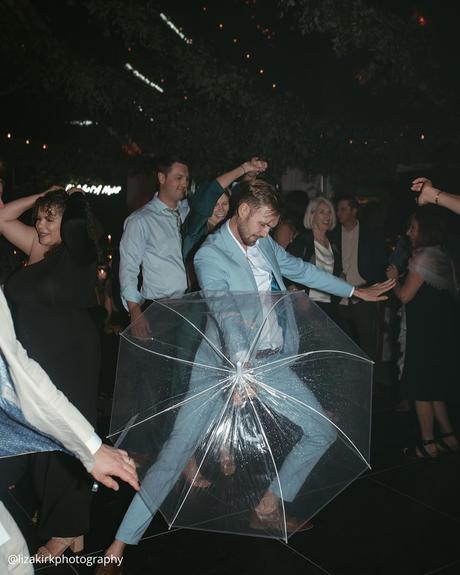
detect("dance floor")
[6,364,460,575]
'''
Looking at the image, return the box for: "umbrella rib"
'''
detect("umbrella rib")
[121,335,231,374]
[168,375,238,526]
[243,292,292,365]
[148,299,235,369]
[246,393,288,543]
[252,349,372,375]
[255,379,370,468]
[107,376,234,439]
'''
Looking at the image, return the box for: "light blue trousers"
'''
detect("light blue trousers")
[116,365,336,545]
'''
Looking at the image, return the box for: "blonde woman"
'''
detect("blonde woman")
[287,197,342,322]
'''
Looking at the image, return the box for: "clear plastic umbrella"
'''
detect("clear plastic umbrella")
[109,291,372,542]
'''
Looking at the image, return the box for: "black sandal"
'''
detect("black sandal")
[436,432,460,454]
[404,438,439,460]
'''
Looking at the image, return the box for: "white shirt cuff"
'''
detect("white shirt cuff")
[85,433,102,455]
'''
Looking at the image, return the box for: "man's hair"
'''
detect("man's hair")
[236,179,283,214]
[337,195,359,212]
[155,155,188,177]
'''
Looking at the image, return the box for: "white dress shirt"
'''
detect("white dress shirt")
[227,222,283,351]
[120,196,187,308]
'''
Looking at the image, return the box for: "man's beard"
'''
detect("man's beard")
[237,219,258,246]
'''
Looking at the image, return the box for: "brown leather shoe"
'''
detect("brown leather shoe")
[249,510,314,533]
[93,559,123,575]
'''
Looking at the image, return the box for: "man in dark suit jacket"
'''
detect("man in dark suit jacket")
[332,196,387,360]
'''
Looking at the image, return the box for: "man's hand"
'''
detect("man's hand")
[242,157,268,179]
[91,444,139,491]
[128,303,151,340]
[354,279,395,302]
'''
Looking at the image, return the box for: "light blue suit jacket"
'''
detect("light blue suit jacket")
[194,222,354,297]
[193,223,354,364]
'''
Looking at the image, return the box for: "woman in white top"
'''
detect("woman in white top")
[287,197,342,323]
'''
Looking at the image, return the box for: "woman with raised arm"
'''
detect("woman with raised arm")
[386,206,459,458]
[0,187,100,558]
[412,177,460,215]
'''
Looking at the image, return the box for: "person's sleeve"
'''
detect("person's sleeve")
[271,237,354,297]
[182,180,225,262]
[119,216,146,310]
[7,336,98,472]
[190,180,225,217]
[61,192,97,265]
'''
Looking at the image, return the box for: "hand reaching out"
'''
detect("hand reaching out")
[354,279,395,302]
[91,444,139,492]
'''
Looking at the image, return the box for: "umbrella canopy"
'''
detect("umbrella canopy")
[109,291,372,542]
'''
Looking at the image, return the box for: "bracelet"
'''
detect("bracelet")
[434,190,442,204]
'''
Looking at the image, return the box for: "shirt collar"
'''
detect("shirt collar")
[151,195,179,214]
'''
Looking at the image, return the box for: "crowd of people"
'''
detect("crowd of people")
[0,157,458,574]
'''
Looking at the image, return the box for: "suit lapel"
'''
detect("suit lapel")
[258,238,286,290]
[218,225,258,289]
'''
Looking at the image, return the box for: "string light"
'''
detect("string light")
[68,120,95,126]
[125,63,164,94]
[245,53,251,59]
[6,133,12,139]
[42,144,48,150]
[418,15,427,26]
[420,133,426,140]
[25,139,30,145]
[272,83,277,89]
[218,23,223,29]
[160,13,193,44]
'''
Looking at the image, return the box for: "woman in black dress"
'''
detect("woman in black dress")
[386,207,459,458]
[0,187,99,556]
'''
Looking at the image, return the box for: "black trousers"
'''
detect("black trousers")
[0,451,92,540]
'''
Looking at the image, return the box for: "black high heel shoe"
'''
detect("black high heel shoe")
[436,432,460,454]
[403,438,439,460]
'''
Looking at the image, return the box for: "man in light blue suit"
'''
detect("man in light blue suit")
[99,180,393,571]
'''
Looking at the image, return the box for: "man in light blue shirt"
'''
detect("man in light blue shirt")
[119,156,189,338]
